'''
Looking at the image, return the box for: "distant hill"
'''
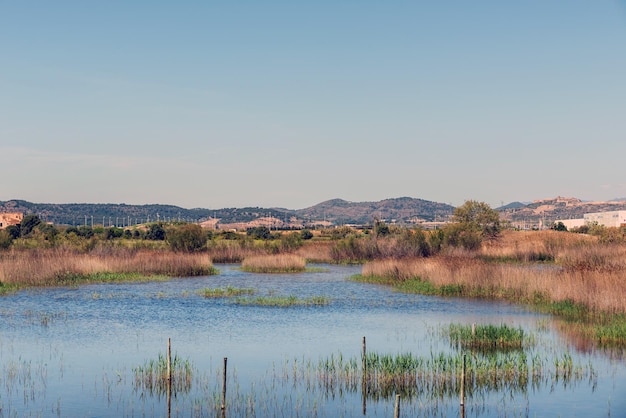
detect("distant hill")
[295,197,454,225]
[498,197,626,229]
[0,197,454,228]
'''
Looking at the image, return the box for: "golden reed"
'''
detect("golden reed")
[362,230,626,315]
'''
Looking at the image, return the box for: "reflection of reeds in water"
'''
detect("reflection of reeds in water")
[133,353,193,397]
[308,350,596,402]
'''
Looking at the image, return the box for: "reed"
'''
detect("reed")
[198,286,255,298]
[446,323,529,351]
[0,247,217,288]
[359,252,626,345]
[233,295,330,307]
[241,254,306,273]
[311,349,595,401]
[133,352,193,396]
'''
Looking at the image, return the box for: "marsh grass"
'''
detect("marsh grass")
[133,353,193,396]
[358,234,626,340]
[198,286,255,298]
[310,349,595,401]
[233,295,330,307]
[241,254,306,273]
[0,248,217,289]
[446,324,529,351]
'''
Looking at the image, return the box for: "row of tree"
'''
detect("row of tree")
[0,200,502,253]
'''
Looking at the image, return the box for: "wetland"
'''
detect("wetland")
[1,264,624,417]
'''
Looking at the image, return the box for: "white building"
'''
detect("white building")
[584,210,626,228]
[556,210,626,229]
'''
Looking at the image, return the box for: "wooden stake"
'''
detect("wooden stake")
[362,336,367,415]
[394,394,400,418]
[167,338,172,381]
[221,357,228,411]
[460,353,466,407]
[362,336,366,374]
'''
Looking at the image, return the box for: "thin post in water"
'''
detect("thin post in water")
[221,357,228,411]
[394,394,400,418]
[167,338,172,381]
[362,336,367,415]
[460,353,466,407]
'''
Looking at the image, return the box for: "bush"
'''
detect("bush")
[300,229,314,240]
[146,223,166,241]
[167,224,206,252]
[247,226,272,240]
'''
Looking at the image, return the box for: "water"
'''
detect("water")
[0,264,624,417]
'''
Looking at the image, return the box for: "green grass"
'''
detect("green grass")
[233,295,331,307]
[53,272,172,286]
[446,323,529,351]
[312,349,595,401]
[355,275,626,347]
[198,286,255,298]
[133,352,193,396]
[0,282,19,296]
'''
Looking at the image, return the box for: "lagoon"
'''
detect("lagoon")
[0,264,624,417]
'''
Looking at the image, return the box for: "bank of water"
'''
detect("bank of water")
[0,264,624,417]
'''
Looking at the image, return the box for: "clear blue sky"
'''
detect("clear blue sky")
[2,1,625,209]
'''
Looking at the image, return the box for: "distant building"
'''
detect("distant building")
[584,210,626,228]
[556,210,626,230]
[0,212,23,229]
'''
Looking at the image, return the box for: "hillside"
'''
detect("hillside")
[0,197,454,228]
[499,197,626,229]
[294,197,454,225]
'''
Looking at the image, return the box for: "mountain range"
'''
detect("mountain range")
[2,196,625,229]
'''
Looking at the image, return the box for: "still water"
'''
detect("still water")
[0,264,624,417]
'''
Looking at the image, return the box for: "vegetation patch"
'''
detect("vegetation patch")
[233,295,330,307]
[133,353,193,396]
[445,323,529,351]
[198,286,255,298]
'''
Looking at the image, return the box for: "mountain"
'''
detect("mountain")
[0,197,454,227]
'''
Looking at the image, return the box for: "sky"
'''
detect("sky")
[1,1,626,210]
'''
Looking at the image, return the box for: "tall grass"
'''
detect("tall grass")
[241,254,306,273]
[446,323,529,351]
[133,353,193,396]
[360,253,626,315]
[359,233,626,346]
[0,247,217,288]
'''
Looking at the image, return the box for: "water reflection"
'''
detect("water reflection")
[0,264,624,417]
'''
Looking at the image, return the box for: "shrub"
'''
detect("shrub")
[167,224,206,252]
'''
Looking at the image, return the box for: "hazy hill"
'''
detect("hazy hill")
[498,197,626,228]
[0,197,454,227]
[295,197,454,225]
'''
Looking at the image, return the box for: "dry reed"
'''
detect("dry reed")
[361,230,626,315]
[241,254,306,273]
[0,247,216,287]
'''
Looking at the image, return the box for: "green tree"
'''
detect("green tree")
[551,221,568,232]
[300,229,314,240]
[452,200,501,240]
[167,224,206,252]
[5,225,20,240]
[247,226,271,240]
[374,220,390,237]
[146,223,166,240]
[20,214,42,237]
[0,230,13,249]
